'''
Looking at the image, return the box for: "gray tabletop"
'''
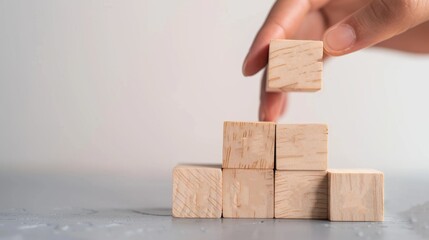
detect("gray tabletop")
[0,170,428,240]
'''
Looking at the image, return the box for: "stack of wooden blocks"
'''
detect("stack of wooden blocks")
[172,39,384,221]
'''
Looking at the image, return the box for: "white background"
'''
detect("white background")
[1,0,429,179]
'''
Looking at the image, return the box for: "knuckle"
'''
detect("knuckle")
[357,0,416,30]
[372,0,409,23]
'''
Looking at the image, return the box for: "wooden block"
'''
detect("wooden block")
[172,164,222,218]
[267,39,323,92]
[222,121,275,169]
[223,169,274,218]
[276,124,328,170]
[275,171,328,219]
[328,169,384,221]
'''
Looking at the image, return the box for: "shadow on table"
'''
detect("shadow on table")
[129,208,172,216]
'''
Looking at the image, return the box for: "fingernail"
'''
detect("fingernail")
[324,24,356,53]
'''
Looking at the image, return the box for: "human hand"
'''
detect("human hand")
[243,0,429,121]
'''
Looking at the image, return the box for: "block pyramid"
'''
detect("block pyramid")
[172,40,384,221]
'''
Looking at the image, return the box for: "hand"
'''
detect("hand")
[243,0,429,121]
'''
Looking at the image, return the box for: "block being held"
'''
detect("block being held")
[267,39,323,92]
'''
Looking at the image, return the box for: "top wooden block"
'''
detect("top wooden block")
[267,39,323,92]
[222,121,275,169]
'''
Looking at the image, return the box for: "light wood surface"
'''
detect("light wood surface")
[172,164,222,218]
[222,121,275,169]
[275,171,328,219]
[276,124,328,170]
[267,39,323,92]
[223,169,274,218]
[328,169,384,222]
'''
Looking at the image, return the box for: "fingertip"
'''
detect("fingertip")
[260,92,285,122]
[242,56,250,76]
[258,108,266,121]
[243,38,271,77]
[259,105,277,122]
[264,113,279,122]
[323,24,356,56]
[242,54,264,77]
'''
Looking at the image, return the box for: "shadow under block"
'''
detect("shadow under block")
[328,169,384,222]
[276,124,328,170]
[222,121,275,169]
[223,169,274,218]
[172,165,222,218]
[275,171,328,219]
[267,39,323,92]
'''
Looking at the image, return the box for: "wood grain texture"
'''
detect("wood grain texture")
[267,39,323,92]
[222,121,275,169]
[172,165,222,218]
[275,171,328,219]
[276,124,328,170]
[328,169,384,222]
[223,169,274,218]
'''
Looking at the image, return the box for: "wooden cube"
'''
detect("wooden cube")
[223,169,274,218]
[172,164,222,218]
[276,124,328,170]
[267,39,323,92]
[275,171,328,219]
[328,169,384,221]
[222,121,275,169]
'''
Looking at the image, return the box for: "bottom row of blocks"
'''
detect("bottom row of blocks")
[172,165,384,221]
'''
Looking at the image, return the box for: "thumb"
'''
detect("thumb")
[323,0,429,56]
